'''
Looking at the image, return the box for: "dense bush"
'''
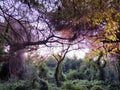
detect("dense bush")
[0,79,49,90]
[37,63,49,80]
[62,80,88,90]
[62,80,108,90]
[1,56,120,90]
[0,81,29,90]
[62,81,76,90]
[106,81,120,90]
[66,70,84,80]
[71,80,92,89]
[48,84,62,90]
[91,85,104,90]
[45,59,57,68]
[29,74,49,90]
[74,85,88,90]
[62,58,82,73]
[47,70,55,83]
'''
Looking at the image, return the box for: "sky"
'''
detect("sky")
[66,48,89,59]
[36,44,90,59]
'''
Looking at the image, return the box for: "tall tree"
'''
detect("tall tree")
[53,44,70,87]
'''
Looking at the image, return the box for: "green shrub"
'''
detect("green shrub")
[91,85,104,90]
[47,70,55,83]
[48,84,62,90]
[72,80,92,88]
[37,63,49,80]
[63,82,75,90]
[62,80,108,90]
[63,80,88,90]
[45,59,57,68]
[62,58,82,73]
[0,80,29,90]
[39,79,48,90]
[30,78,48,90]
[91,80,106,85]
[63,84,88,90]
[66,70,84,80]
[107,83,120,90]
[73,85,88,90]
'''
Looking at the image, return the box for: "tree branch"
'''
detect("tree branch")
[101,40,120,43]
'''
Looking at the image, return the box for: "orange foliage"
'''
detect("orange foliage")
[60,27,75,38]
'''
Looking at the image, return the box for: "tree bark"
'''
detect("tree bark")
[96,52,106,81]
[98,66,105,80]
[54,61,62,87]
[117,58,120,82]
[8,45,25,80]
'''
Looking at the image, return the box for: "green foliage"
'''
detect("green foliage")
[31,79,48,90]
[44,58,57,83]
[91,85,104,90]
[62,80,88,90]
[0,80,29,90]
[0,56,120,90]
[79,61,98,80]
[62,58,82,73]
[0,47,4,56]
[66,70,84,80]
[39,79,48,90]
[47,70,55,83]
[48,84,62,90]
[62,80,107,90]
[45,57,57,68]
[0,79,49,90]
[37,63,49,80]
[73,85,88,90]
[0,46,6,57]
[106,81,120,90]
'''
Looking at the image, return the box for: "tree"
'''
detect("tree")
[53,44,70,87]
[95,52,106,80]
[50,0,120,49]
[50,0,120,73]
[49,0,120,82]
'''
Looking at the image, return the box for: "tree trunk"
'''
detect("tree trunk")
[54,61,62,87]
[98,66,105,80]
[96,52,105,81]
[117,59,120,82]
[8,46,25,80]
